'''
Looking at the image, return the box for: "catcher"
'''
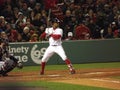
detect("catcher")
[0,37,23,76]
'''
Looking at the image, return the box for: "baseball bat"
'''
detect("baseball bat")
[47,9,51,28]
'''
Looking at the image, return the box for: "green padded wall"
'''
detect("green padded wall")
[9,39,120,65]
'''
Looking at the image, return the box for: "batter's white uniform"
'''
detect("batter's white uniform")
[41,27,67,62]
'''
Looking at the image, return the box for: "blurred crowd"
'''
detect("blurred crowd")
[0,0,120,42]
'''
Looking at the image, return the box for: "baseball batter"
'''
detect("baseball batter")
[40,18,75,75]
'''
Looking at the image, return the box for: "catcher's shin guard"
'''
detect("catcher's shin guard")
[0,63,8,76]
[0,60,16,76]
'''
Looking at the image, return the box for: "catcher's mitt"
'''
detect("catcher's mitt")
[17,62,23,69]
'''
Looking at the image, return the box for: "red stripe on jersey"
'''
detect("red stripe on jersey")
[51,34,61,40]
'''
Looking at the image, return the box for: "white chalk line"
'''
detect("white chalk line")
[82,71,120,84]
[0,74,61,81]
[84,71,120,75]
[85,72,104,75]
[47,74,61,77]
[91,78,120,84]
[17,74,61,78]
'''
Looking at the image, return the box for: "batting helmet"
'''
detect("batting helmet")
[52,18,60,23]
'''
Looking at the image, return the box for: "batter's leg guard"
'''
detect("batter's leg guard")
[40,62,46,75]
[65,59,75,74]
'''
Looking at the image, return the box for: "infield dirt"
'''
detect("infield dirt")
[0,68,120,90]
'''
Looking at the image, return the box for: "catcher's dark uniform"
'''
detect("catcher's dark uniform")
[0,38,23,76]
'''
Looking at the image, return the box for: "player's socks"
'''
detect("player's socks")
[40,62,46,75]
[65,59,75,74]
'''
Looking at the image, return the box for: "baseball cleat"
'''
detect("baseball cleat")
[70,69,76,74]
[0,73,8,77]
[40,72,44,75]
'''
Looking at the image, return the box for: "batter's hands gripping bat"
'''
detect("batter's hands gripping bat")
[40,9,52,41]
